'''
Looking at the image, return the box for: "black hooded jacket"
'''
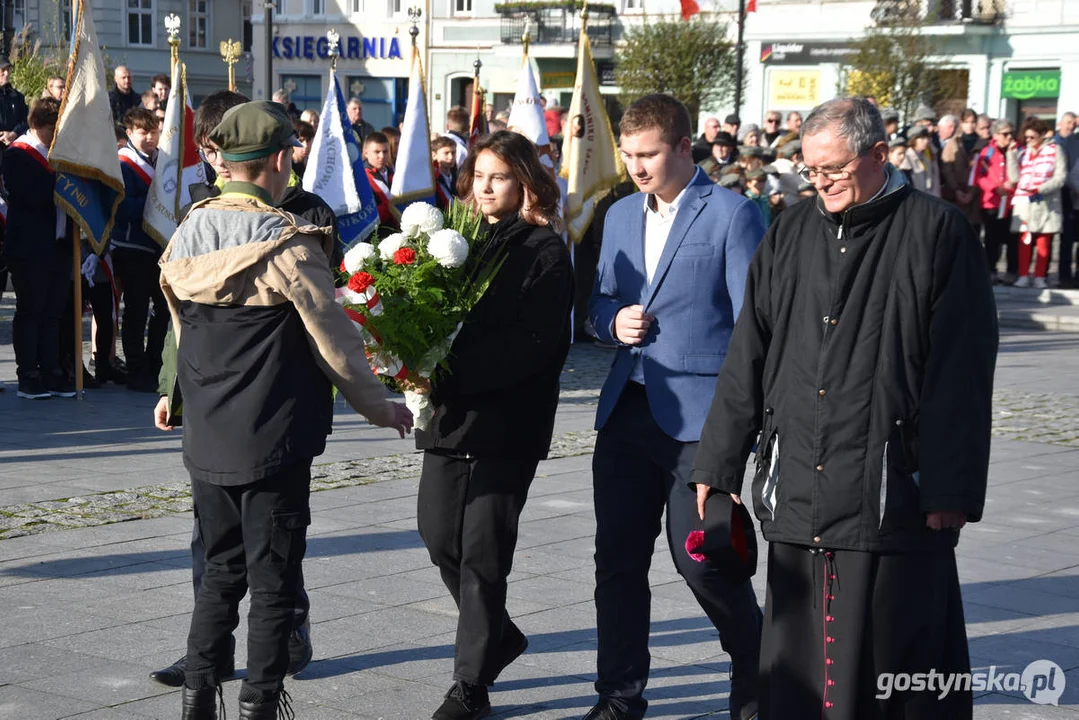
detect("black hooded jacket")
[416,213,574,460]
[690,169,998,553]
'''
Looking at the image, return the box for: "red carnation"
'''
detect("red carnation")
[393,247,417,265]
[348,271,375,294]
[339,259,346,274]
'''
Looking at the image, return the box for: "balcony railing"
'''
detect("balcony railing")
[871,0,1006,25]
[497,3,616,47]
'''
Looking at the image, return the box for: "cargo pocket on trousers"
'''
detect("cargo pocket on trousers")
[270,510,311,567]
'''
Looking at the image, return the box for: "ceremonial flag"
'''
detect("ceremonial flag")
[507,58,549,147]
[468,75,487,149]
[49,0,124,254]
[390,53,436,208]
[144,62,206,247]
[303,66,379,245]
[560,21,626,244]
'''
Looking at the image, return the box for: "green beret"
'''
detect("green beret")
[888,136,908,149]
[746,168,765,180]
[210,101,302,162]
[906,124,929,140]
[740,145,763,157]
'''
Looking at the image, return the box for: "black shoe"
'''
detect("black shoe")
[583,699,642,720]
[492,624,528,681]
[96,361,128,385]
[432,681,491,720]
[150,652,235,688]
[16,376,51,400]
[239,688,294,719]
[181,685,221,720]
[287,618,313,676]
[81,366,101,389]
[44,373,77,398]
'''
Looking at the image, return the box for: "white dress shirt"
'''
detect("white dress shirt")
[642,168,700,284]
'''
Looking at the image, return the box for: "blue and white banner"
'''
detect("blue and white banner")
[49,0,124,254]
[303,68,379,246]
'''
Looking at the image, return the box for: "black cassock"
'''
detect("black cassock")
[690,168,998,720]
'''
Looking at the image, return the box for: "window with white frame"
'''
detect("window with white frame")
[11,0,25,31]
[454,0,473,14]
[127,0,154,46]
[312,0,325,13]
[351,0,362,12]
[387,0,402,17]
[275,0,285,14]
[189,0,208,48]
[622,0,642,10]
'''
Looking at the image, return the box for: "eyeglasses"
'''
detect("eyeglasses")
[997,131,1013,137]
[798,153,863,183]
[199,146,219,163]
[766,118,780,124]
[1024,134,1039,142]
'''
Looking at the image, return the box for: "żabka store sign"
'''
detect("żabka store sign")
[1001,70,1061,100]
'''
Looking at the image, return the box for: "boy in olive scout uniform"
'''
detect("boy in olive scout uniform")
[159,101,413,719]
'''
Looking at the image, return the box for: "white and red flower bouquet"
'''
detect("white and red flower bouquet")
[336,201,503,430]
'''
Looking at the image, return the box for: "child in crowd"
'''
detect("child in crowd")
[111,107,164,392]
[431,136,458,210]
[363,131,397,230]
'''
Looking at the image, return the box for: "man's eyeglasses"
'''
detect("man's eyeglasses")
[199,146,219,163]
[798,154,862,183]
[766,118,780,124]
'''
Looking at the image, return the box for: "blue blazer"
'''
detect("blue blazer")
[590,170,766,442]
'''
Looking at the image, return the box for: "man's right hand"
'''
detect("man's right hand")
[614,304,654,345]
[153,396,174,431]
[371,401,414,438]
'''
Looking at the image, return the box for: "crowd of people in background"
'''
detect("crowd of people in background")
[3,53,1079,400]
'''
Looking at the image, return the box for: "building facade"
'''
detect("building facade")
[10,0,248,104]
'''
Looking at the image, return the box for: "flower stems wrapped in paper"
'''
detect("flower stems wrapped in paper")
[336,201,505,430]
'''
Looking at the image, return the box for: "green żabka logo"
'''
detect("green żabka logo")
[1003,73,1060,100]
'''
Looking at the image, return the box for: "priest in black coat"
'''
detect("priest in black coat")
[690,97,998,720]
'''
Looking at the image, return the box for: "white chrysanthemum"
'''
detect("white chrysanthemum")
[399,203,444,238]
[378,233,408,260]
[426,229,470,269]
[343,242,376,273]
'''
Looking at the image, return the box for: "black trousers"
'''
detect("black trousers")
[113,247,167,378]
[416,451,537,686]
[760,543,971,720]
[1060,193,1075,283]
[59,277,114,376]
[190,509,310,624]
[186,461,311,700]
[8,257,68,379]
[981,208,1017,276]
[592,384,763,717]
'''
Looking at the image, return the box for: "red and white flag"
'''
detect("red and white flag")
[681,0,755,21]
[144,61,206,247]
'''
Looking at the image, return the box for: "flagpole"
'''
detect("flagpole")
[73,228,84,400]
[734,0,745,120]
[407,6,421,64]
[165,14,181,76]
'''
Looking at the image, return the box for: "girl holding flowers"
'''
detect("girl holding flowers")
[415,131,574,720]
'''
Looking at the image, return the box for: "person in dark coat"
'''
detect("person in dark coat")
[2,97,74,399]
[690,97,999,720]
[0,56,29,147]
[415,130,573,720]
[108,65,140,126]
[148,89,333,689]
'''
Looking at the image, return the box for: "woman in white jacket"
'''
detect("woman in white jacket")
[1008,116,1068,288]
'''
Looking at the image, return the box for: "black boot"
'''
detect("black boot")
[239,688,294,720]
[181,685,219,720]
[432,681,491,720]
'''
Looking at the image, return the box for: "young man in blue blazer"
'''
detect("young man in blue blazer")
[587,94,767,720]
